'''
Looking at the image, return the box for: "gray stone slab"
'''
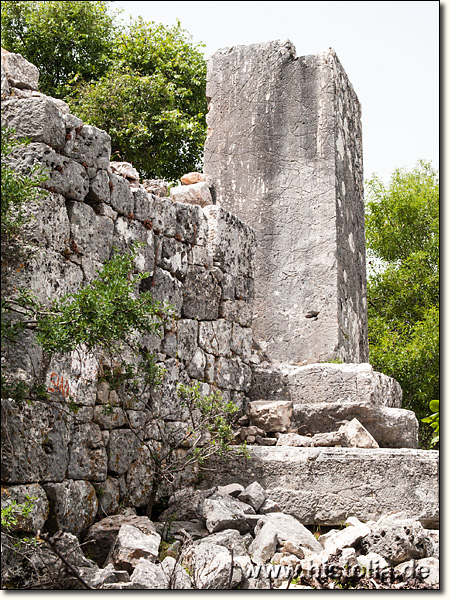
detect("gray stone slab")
[292,402,418,448]
[201,446,439,527]
[204,41,367,364]
[250,361,402,407]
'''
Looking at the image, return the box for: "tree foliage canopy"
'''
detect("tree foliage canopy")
[1,2,207,180]
[1,1,117,98]
[365,161,439,447]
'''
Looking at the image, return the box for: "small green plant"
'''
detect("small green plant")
[1,127,48,243]
[421,399,439,446]
[1,495,37,531]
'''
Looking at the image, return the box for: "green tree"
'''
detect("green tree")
[365,161,439,448]
[1,3,208,180]
[71,18,207,179]
[1,1,118,98]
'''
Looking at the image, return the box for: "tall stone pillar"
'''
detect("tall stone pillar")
[204,41,368,364]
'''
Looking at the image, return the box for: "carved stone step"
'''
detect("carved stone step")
[202,447,439,528]
[249,362,402,407]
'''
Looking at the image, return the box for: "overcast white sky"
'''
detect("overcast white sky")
[113,0,440,185]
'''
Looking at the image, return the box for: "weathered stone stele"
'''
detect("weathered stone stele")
[204,41,368,364]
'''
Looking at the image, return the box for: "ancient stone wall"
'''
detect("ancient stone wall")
[204,41,368,364]
[1,54,255,531]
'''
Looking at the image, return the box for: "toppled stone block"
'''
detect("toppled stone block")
[142,179,168,197]
[182,542,242,589]
[84,515,157,567]
[2,96,66,150]
[6,141,89,201]
[292,403,418,448]
[339,418,379,448]
[247,400,293,433]
[217,483,244,497]
[43,479,98,535]
[107,524,161,572]
[0,483,49,533]
[203,492,255,534]
[359,513,435,565]
[1,50,39,90]
[396,557,439,588]
[249,362,402,407]
[170,181,212,207]
[181,171,207,185]
[110,161,140,184]
[276,433,313,447]
[237,481,266,512]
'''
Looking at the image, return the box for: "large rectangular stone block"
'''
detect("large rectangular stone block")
[249,362,402,407]
[204,41,368,364]
[202,447,439,527]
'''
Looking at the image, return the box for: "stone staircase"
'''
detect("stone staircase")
[202,361,439,528]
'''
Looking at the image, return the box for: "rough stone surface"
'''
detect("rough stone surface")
[237,481,266,511]
[247,400,293,433]
[64,124,111,178]
[205,41,367,364]
[67,422,108,481]
[1,484,49,533]
[339,418,379,448]
[201,447,439,527]
[6,141,90,201]
[160,556,193,589]
[107,524,161,572]
[1,399,71,484]
[2,96,66,150]
[256,512,323,554]
[83,515,157,567]
[396,557,439,588]
[203,492,255,534]
[170,181,213,207]
[358,514,435,565]
[250,362,402,407]
[292,402,418,448]
[43,479,98,535]
[1,51,39,90]
[182,542,242,589]
[180,172,207,185]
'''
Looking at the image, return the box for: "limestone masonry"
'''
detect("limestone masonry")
[204,41,367,365]
[1,40,438,563]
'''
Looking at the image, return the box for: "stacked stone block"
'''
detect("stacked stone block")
[1,51,255,533]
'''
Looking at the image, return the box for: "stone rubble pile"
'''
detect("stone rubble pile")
[1,482,439,589]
